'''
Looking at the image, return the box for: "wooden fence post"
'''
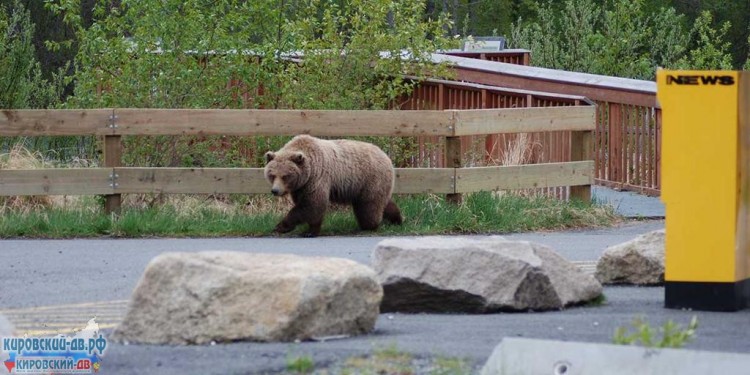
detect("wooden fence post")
[445,136,462,204]
[570,130,593,203]
[103,134,122,214]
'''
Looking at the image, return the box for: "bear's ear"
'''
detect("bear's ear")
[291,152,305,166]
[264,151,275,163]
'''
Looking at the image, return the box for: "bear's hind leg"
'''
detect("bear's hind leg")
[383,199,403,225]
[303,217,324,237]
[353,199,385,231]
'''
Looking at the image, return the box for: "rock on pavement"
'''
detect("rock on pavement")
[373,237,602,313]
[112,251,383,345]
[596,230,665,285]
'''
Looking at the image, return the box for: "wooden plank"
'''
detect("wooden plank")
[114,168,269,194]
[622,105,630,185]
[595,104,604,180]
[115,167,454,195]
[0,169,113,196]
[113,109,455,137]
[570,131,593,202]
[103,135,123,213]
[609,103,622,183]
[630,106,643,185]
[445,136,462,203]
[455,161,594,193]
[646,107,654,189]
[620,104,627,187]
[394,168,455,194]
[639,107,646,187]
[0,164,591,197]
[452,106,595,136]
[0,109,114,136]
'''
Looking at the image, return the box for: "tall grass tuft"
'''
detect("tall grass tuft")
[0,143,96,214]
[0,143,55,212]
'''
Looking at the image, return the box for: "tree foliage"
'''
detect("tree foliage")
[510,0,738,79]
[280,0,450,110]
[676,11,733,70]
[46,0,450,110]
[431,0,749,71]
[40,0,450,167]
[0,0,64,109]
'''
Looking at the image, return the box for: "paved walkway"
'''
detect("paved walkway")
[593,186,665,218]
[0,188,681,374]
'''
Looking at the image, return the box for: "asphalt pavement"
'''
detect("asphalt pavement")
[592,186,665,218]
[3,188,746,375]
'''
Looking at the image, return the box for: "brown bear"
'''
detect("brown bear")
[264,135,403,237]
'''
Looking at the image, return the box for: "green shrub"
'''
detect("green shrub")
[44,0,451,167]
[613,316,699,349]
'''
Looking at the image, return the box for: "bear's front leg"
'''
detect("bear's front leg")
[275,199,327,237]
[274,206,306,234]
[273,220,296,234]
[300,203,327,237]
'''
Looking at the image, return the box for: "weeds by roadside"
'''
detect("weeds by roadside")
[286,354,315,374]
[283,345,476,375]
[613,316,699,349]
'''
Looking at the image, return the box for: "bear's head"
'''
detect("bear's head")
[263,151,310,196]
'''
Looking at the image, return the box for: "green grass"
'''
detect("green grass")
[585,293,608,307]
[613,315,699,349]
[284,345,476,375]
[0,192,618,238]
[286,354,315,374]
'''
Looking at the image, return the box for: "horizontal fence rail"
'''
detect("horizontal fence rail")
[0,163,594,196]
[0,107,593,137]
[0,107,595,212]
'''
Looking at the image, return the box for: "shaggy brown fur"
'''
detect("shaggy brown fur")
[264,135,403,237]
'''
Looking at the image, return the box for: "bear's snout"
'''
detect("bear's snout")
[271,187,281,196]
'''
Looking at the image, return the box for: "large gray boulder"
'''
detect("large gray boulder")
[373,237,602,313]
[596,230,665,285]
[112,252,382,345]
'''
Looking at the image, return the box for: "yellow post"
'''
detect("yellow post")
[657,70,750,311]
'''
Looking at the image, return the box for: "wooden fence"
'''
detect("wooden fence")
[0,107,595,213]
[433,52,661,196]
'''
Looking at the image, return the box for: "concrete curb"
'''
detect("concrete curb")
[482,337,750,375]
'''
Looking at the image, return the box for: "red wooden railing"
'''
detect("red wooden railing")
[441,49,531,65]
[395,77,592,198]
[432,52,661,196]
